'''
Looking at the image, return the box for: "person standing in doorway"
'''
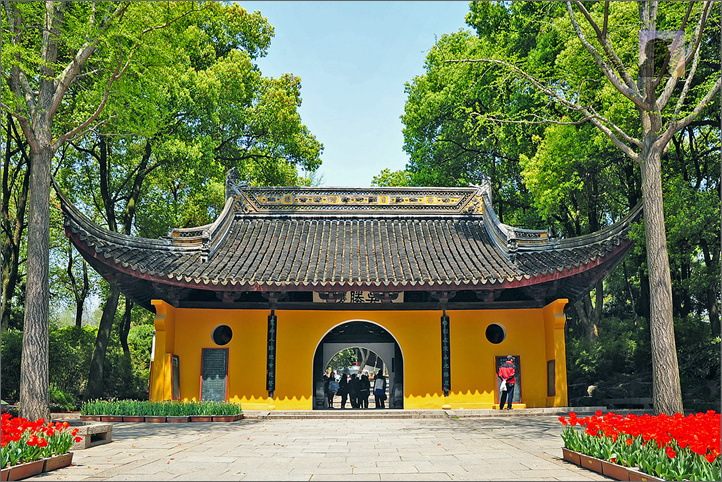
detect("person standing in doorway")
[349,374,361,408]
[359,373,371,408]
[338,372,349,409]
[498,355,516,410]
[322,374,331,408]
[373,371,387,409]
[327,374,339,408]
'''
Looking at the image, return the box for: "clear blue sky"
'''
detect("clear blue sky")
[238,1,472,187]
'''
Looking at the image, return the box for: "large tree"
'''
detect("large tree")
[58,2,322,399]
[1,1,202,420]
[445,1,720,414]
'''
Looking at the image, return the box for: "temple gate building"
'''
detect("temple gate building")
[60,172,641,410]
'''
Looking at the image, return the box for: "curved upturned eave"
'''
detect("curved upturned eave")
[66,221,633,293]
[59,181,641,308]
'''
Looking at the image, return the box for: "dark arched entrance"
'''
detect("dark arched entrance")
[312,321,404,409]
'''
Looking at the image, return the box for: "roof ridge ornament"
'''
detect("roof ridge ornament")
[468,172,493,202]
[226,167,248,201]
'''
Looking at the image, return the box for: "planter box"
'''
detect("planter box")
[1,467,8,481]
[558,448,667,482]
[122,416,145,422]
[6,460,44,481]
[561,447,581,465]
[579,453,604,474]
[79,415,101,421]
[42,452,73,472]
[144,416,167,423]
[166,416,190,423]
[211,415,236,422]
[602,459,631,481]
[189,415,213,422]
[628,468,666,481]
[100,415,122,422]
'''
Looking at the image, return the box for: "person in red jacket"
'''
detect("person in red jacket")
[498,355,516,410]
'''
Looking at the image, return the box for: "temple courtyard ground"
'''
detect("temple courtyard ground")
[31,410,614,481]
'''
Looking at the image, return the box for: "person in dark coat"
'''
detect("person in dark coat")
[498,355,516,410]
[359,373,371,408]
[338,373,349,409]
[348,374,361,408]
[322,374,331,408]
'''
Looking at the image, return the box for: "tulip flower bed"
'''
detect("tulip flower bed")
[1,414,82,475]
[559,410,721,481]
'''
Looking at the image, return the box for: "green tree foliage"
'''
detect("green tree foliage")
[1,324,153,407]
[401,1,720,413]
[1,1,323,413]
[371,168,412,187]
[327,349,358,374]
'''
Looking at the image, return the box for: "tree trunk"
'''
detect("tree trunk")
[119,298,132,355]
[67,241,91,328]
[700,239,720,337]
[85,284,121,400]
[20,144,53,421]
[641,145,683,415]
[622,260,639,326]
[573,291,599,342]
[1,117,30,331]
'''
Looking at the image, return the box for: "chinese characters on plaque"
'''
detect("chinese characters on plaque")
[312,291,404,303]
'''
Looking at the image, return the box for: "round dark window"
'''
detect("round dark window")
[485,324,506,344]
[212,325,233,346]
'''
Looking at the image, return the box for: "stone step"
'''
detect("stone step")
[242,406,615,419]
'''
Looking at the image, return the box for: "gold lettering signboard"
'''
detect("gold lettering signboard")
[312,291,404,303]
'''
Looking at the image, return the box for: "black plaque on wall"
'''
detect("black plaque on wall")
[200,348,228,402]
[441,314,451,395]
[171,354,181,400]
[266,312,277,396]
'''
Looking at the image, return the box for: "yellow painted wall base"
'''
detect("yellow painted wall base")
[149,299,568,410]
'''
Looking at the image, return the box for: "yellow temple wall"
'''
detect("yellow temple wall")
[149,299,568,410]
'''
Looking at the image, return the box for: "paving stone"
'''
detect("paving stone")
[33,413,615,481]
[380,473,452,481]
[311,474,380,481]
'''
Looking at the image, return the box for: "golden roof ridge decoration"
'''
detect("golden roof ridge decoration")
[224,168,486,215]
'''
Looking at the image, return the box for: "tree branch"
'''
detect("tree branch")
[0,102,29,124]
[52,4,203,149]
[48,3,129,119]
[571,1,639,97]
[446,57,640,160]
[656,2,705,110]
[666,4,715,118]
[684,0,714,67]
[567,0,646,110]
[659,76,722,149]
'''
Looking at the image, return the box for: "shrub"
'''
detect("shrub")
[79,399,242,416]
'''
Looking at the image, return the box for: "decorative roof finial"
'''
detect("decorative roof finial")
[469,172,492,201]
[225,167,248,200]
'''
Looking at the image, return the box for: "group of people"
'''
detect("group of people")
[321,359,514,410]
[322,371,387,409]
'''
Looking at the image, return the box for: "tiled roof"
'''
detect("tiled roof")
[59,178,641,310]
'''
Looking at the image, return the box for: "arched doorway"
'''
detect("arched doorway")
[312,321,404,409]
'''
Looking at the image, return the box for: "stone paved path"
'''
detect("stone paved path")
[30,415,611,481]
